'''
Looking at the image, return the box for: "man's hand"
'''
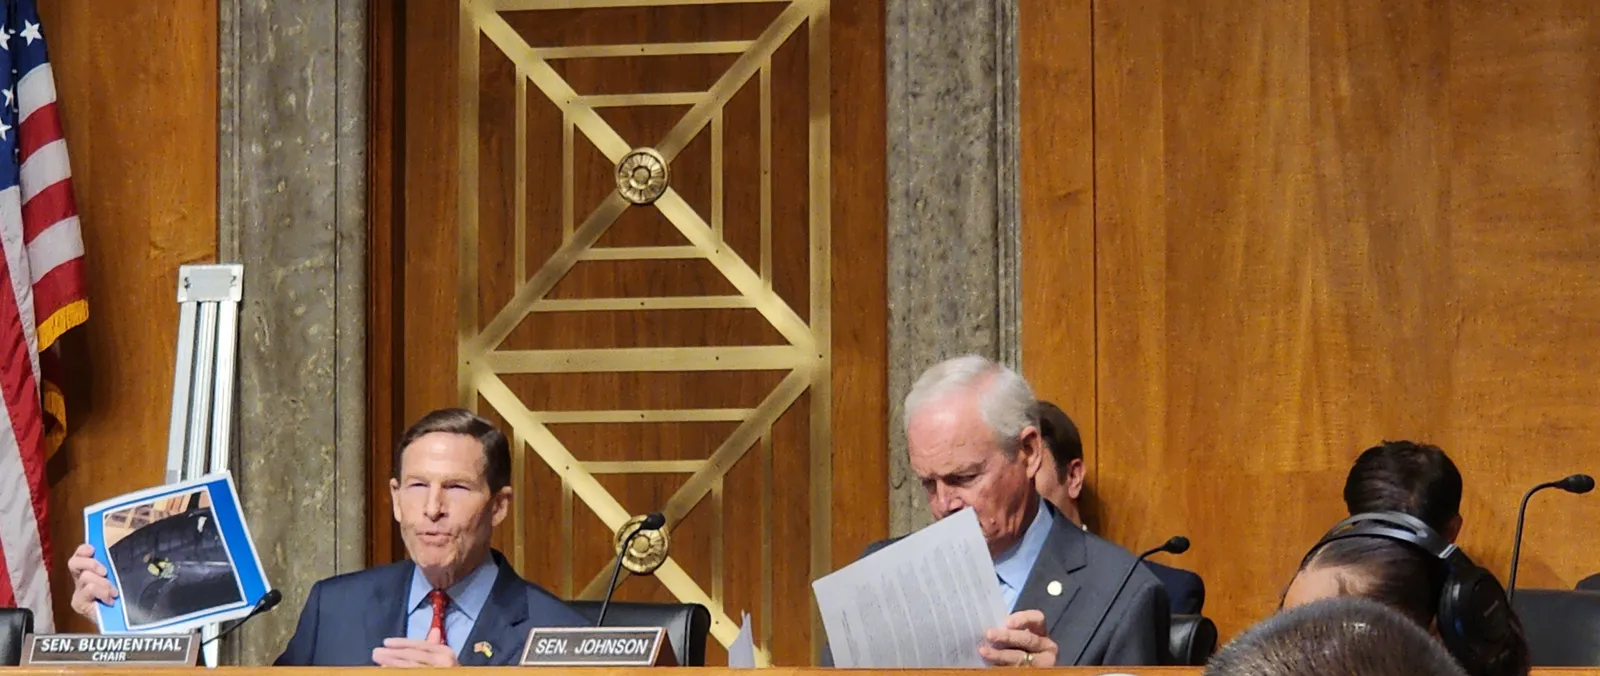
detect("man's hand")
[373,628,459,667]
[979,609,1059,667]
[67,543,117,620]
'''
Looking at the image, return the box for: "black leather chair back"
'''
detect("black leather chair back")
[1576,574,1600,593]
[569,601,711,666]
[1169,614,1218,666]
[0,607,34,666]
[1512,588,1600,666]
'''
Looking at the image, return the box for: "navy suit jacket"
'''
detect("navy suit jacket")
[1144,561,1205,615]
[274,550,586,666]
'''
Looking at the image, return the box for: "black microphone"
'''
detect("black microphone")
[1508,474,1594,601]
[596,512,667,626]
[1071,536,1188,666]
[195,589,282,664]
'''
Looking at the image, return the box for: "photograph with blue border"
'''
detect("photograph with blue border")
[83,472,271,634]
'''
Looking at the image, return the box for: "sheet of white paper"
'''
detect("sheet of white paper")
[728,611,756,668]
[811,508,1006,667]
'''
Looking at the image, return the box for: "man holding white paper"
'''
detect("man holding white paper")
[815,355,1168,668]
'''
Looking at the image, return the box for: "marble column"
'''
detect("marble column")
[885,0,1022,536]
[218,0,368,664]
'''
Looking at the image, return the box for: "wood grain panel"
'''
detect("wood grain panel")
[39,0,218,632]
[1070,0,1600,642]
[1017,0,1098,520]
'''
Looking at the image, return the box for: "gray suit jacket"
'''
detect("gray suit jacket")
[822,508,1169,667]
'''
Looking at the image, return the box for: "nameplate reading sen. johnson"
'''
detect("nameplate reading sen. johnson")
[519,627,675,667]
[21,633,200,666]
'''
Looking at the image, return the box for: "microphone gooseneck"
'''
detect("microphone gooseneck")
[596,512,667,627]
[1071,535,1188,666]
[1508,474,1594,601]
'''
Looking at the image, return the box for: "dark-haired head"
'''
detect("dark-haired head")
[1344,440,1464,541]
[1207,597,1467,676]
[389,408,514,590]
[1032,400,1086,526]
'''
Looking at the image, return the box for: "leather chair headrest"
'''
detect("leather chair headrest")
[568,601,711,666]
[1169,613,1218,666]
[0,607,35,666]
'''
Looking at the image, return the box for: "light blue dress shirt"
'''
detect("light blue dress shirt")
[405,556,499,656]
[991,498,1054,611]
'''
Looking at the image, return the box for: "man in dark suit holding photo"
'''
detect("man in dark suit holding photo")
[68,408,587,666]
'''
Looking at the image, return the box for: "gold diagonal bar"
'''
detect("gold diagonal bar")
[578,246,705,260]
[483,346,805,373]
[532,41,756,59]
[476,369,633,527]
[534,408,754,423]
[497,0,788,10]
[475,11,631,162]
[760,430,774,654]
[655,1,810,160]
[531,296,754,312]
[660,368,809,524]
[467,194,630,355]
[712,476,723,604]
[583,460,706,474]
[576,92,708,107]
[655,189,814,349]
[457,2,483,405]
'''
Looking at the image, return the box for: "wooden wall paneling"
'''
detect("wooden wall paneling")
[40,0,219,632]
[367,0,403,568]
[1017,0,1098,521]
[1083,0,1600,641]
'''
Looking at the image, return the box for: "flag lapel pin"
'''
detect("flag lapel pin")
[474,642,493,659]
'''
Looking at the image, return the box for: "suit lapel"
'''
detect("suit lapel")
[1013,514,1086,637]
[364,561,413,658]
[457,552,529,666]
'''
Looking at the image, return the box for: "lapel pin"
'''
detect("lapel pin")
[1047,580,1063,597]
[474,641,493,659]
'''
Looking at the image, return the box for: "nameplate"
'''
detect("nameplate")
[20,633,200,666]
[520,626,676,667]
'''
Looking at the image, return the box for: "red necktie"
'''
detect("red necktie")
[427,589,450,644]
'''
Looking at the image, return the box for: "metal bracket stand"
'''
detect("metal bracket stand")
[163,264,243,668]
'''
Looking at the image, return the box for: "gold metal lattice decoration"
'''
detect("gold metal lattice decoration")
[455,0,832,665]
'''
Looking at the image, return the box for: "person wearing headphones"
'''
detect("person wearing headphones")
[1280,512,1531,676]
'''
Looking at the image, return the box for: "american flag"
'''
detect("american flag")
[0,0,88,632]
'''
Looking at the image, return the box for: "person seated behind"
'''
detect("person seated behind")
[1205,596,1468,676]
[1344,439,1464,541]
[68,408,588,666]
[824,355,1169,667]
[1280,513,1531,676]
[1032,400,1205,615]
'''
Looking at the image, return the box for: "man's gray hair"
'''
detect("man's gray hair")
[902,355,1038,456]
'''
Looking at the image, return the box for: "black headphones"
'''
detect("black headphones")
[1302,511,1518,676]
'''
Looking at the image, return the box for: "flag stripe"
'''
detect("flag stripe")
[18,100,62,164]
[16,62,54,125]
[19,178,71,242]
[26,217,82,283]
[19,139,69,204]
[0,254,51,629]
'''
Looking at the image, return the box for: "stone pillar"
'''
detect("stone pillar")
[885,0,1022,536]
[218,0,368,664]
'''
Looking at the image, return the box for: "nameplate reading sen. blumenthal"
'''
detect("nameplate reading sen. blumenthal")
[520,627,677,667]
[20,633,200,666]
